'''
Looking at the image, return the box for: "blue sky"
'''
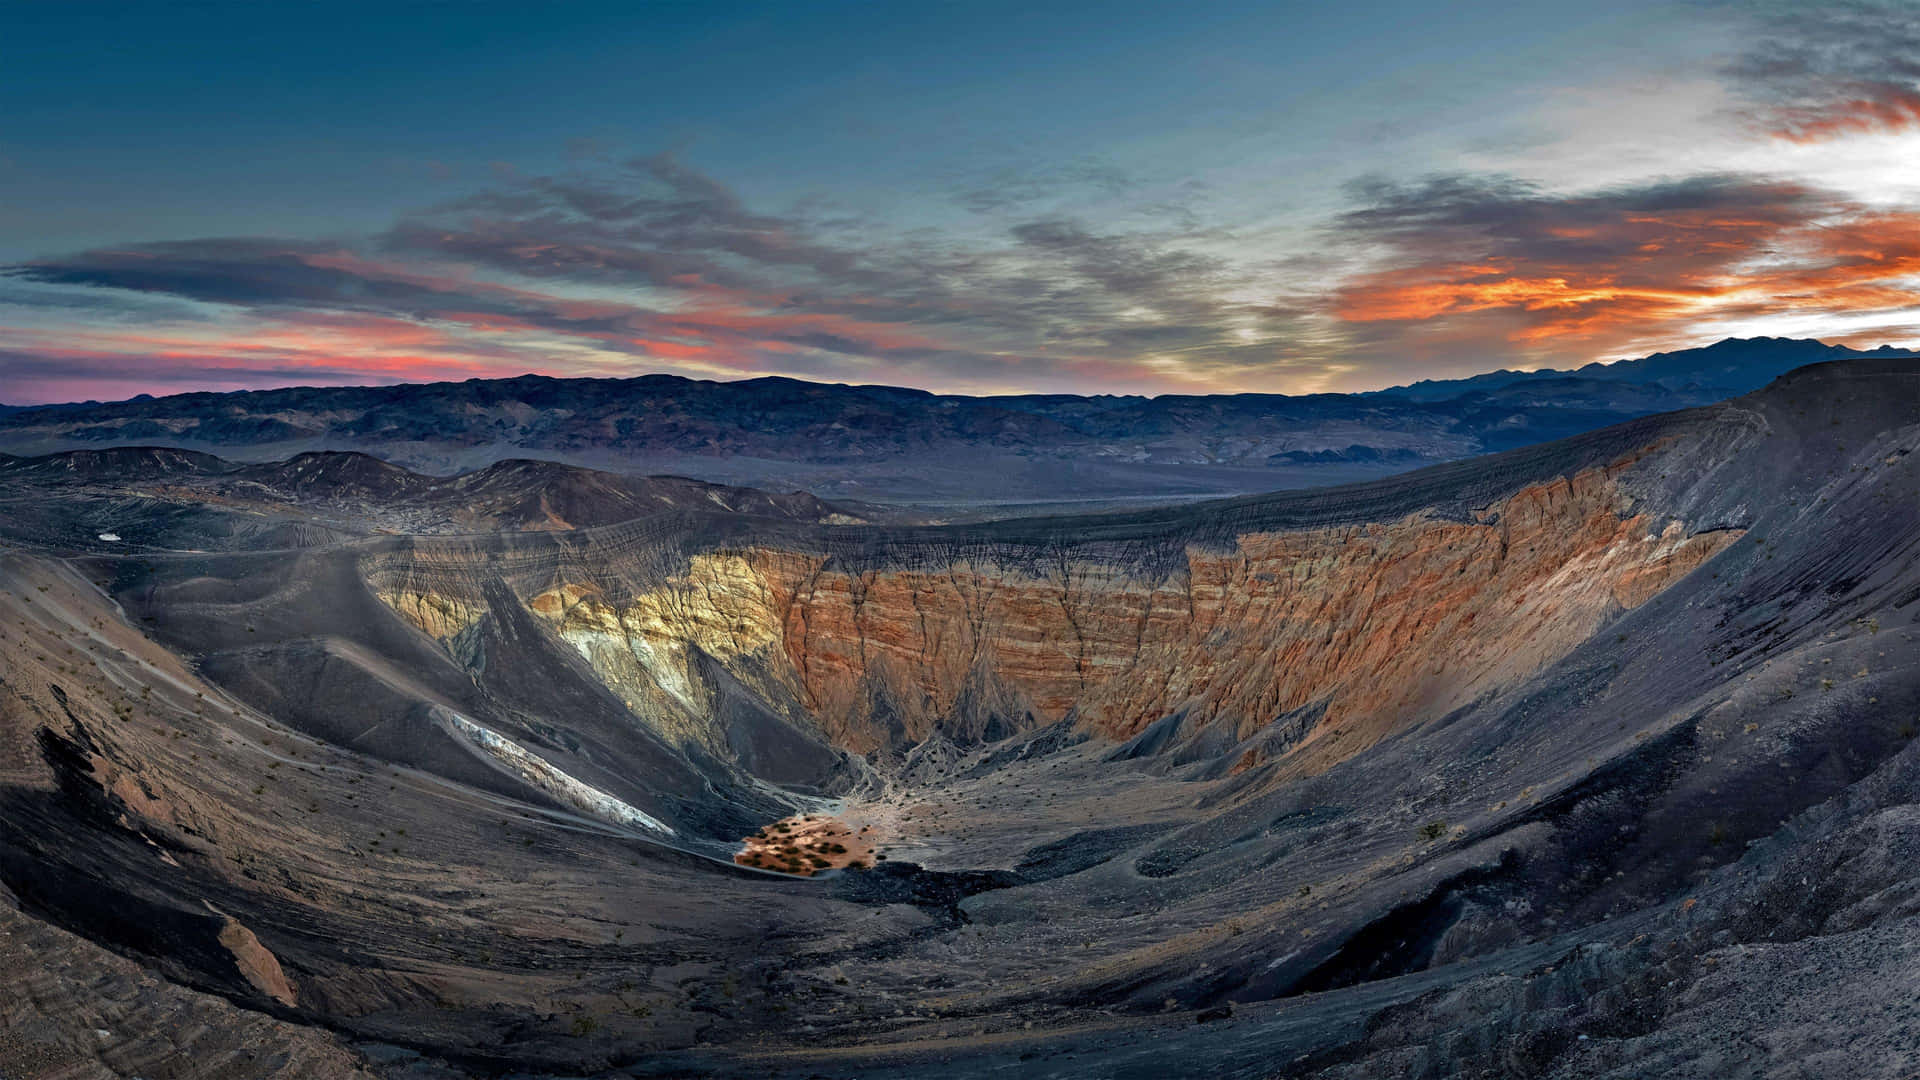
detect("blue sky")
[3,0,1919,402]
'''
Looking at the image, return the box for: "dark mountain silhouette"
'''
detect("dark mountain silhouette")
[4,337,1902,507]
[1374,334,1914,402]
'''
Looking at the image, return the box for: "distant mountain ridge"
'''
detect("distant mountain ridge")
[1,337,1910,507]
[1371,335,1915,402]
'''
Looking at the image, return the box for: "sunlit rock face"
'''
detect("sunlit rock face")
[377,587,486,645]
[524,559,798,755]
[377,458,1737,774]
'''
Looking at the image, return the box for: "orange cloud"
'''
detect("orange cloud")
[1329,176,1920,366]
[1336,266,1709,325]
[1768,84,1920,143]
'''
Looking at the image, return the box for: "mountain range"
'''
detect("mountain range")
[4,336,1907,509]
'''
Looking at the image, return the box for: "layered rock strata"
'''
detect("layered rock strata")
[379,456,1736,775]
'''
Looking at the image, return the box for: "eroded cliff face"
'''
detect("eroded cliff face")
[372,457,1737,776]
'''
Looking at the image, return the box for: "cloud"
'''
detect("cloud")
[6,234,943,377]
[384,154,1236,346]
[1726,1,1920,141]
[7,125,1919,403]
[1765,82,1920,143]
[1010,218,1226,303]
[1322,169,1920,369]
[0,333,511,406]
[7,154,1306,397]
[12,238,549,318]
[385,152,880,292]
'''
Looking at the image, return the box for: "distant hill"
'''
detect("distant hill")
[0,447,880,543]
[0,337,1910,507]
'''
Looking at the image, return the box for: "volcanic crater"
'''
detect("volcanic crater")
[1,358,1918,1077]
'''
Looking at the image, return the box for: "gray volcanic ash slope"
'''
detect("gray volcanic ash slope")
[0,358,1918,1077]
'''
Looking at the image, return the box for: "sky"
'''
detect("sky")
[3,0,1920,404]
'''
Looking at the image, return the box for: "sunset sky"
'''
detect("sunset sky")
[4,1,1920,403]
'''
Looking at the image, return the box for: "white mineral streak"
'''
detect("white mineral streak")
[442,710,675,835]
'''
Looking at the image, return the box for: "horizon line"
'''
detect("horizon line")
[6,334,1912,411]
